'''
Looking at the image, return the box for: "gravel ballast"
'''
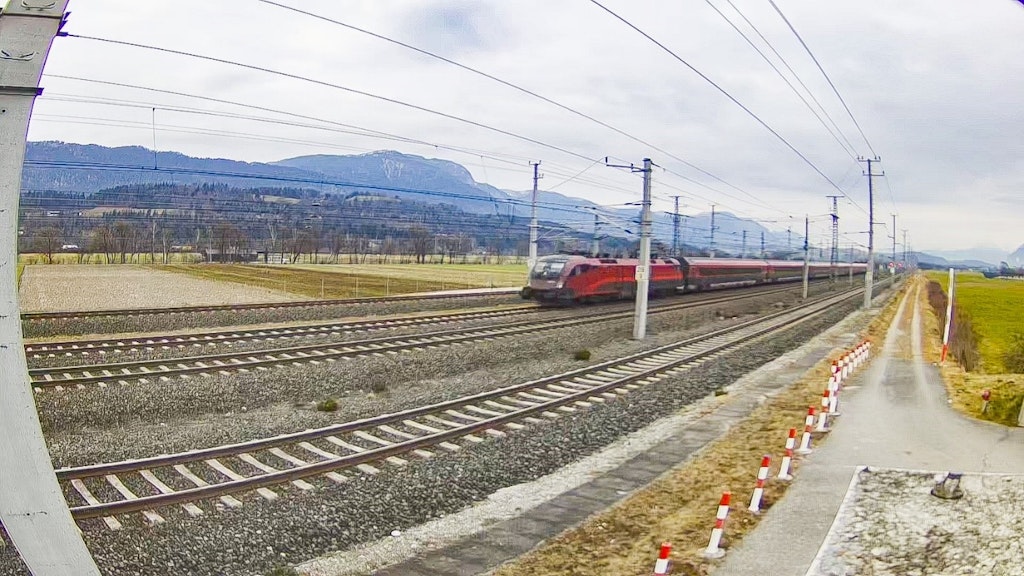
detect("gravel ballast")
[22,293,523,339]
[0,290,870,576]
[39,289,791,465]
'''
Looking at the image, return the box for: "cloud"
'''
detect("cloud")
[23,0,1024,252]
[400,1,505,56]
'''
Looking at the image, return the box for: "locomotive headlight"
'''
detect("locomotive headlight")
[556,280,564,289]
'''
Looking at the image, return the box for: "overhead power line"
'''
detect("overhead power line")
[65,33,602,166]
[588,0,865,214]
[766,0,877,157]
[255,0,763,206]
[722,0,859,157]
[707,0,859,160]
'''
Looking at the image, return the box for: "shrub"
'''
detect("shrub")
[1004,333,1024,373]
[926,280,982,372]
[926,281,948,328]
[950,307,982,372]
[573,349,591,361]
[316,398,338,412]
[370,381,388,394]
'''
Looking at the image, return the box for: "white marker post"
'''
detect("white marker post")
[940,268,955,364]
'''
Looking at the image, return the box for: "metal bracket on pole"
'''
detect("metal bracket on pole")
[604,157,654,339]
[0,1,101,573]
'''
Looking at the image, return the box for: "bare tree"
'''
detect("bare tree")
[90,225,117,264]
[34,227,62,264]
[112,221,136,264]
[409,226,431,264]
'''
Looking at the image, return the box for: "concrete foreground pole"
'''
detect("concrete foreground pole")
[0,1,101,573]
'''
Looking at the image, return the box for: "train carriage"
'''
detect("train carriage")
[522,255,684,304]
[521,253,869,305]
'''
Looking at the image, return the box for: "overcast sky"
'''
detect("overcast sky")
[27,0,1024,253]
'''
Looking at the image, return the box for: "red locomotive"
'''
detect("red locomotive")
[521,254,867,304]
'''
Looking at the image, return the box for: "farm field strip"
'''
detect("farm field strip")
[28,285,802,390]
[20,287,519,322]
[25,305,539,359]
[58,286,863,525]
[153,263,523,300]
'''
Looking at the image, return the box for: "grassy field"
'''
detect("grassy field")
[926,271,1024,373]
[153,263,526,299]
[19,253,204,265]
[16,262,24,288]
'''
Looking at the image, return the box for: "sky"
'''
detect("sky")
[25,0,1024,254]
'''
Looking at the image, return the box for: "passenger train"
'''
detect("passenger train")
[521,254,867,304]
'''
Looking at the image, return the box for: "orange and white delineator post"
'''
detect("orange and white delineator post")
[748,455,771,514]
[816,390,831,432]
[652,542,671,575]
[796,407,815,454]
[828,376,841,415]
[777,428,796,481]
[704,492,732,559]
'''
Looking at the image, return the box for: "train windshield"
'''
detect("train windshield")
[530,258,568,280]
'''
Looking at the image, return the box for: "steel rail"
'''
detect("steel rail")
[25,305,539,356]
[61,287,863,519]
[29,285,800,389]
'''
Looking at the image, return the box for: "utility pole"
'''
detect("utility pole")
[528,161,541,275]
[826,195,840,287]
[902,229,908,270]
[802,215,810,299]
[709,204,718,257]
[787,226,792,251]
[591,213,600,257]
[606,158,655,339]
[741,230,747,258]
[891,213,897,280]
[672,195,681,257]
[848,244,855,286]
[760,231,765,258]
[0,2,102,574]
[858,156,882,308]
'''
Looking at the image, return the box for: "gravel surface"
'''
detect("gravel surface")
[810,468,1024,576]
[19,265,306,313]
[24,308,557,369]
[21,293,524,338]
[2,282,856,573]
[40,292,782,466]
[0,293,860,576]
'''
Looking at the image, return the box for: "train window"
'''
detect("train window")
[530,260,566,279]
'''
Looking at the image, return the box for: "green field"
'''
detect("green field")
[16,262,24,288]
[927,271,1024,373]
[154,263,527,299]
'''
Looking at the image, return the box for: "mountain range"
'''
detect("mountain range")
[22,141,1019,264]
[23,141,792,255]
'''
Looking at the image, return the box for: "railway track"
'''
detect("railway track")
[58,285,863,526]
[20,288,520,322]
[29,285,801,390]
[25,305,539,359]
